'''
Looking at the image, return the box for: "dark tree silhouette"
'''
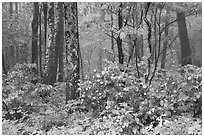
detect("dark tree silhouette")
[177,11,192,66]
[31,2,39,65]
[116,3,124,65]
[57,2,64,82]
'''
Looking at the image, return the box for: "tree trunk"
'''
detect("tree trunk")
[9,2,16,67]
[2,51,7,75]
[9,2,13,19]
[31,2,39,65]
[161,12,169,69]
[39,4,43,77]
[10,44,16,67]
[98,46,103,71]
[177,11,192,66]
[65,2,80,101]
[45,2,55,85]
[57,2,64,82]
[141,34,144,57]
[43,2,48,67]
[117,3,124,65]
[15,2,18,12]
[110,9,115,62]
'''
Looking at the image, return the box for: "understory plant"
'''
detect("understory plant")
[2,62,202,135]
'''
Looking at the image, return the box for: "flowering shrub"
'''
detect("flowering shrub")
[79,60,202,134]
[148,65,202,119]
[2,62,202,135]
[79,60,149,113]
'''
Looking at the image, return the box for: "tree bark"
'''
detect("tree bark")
[110,12,115,62]
[57,2,64,82]
[39,4,43,77]
[31,2,39,65]
[161,12,169,69]
[117,3,124,65]
[43,2,48,65]
[177,11,192,66]
[65,2,80,101]
[45,2,55,85]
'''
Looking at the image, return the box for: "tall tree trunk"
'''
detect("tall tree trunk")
[117,3,124,65]
[39,4,43,77]
[43,2,48,67]
[9,2,16,67]
[177,11,192,66]
[153,8,157,62]
[31,2,39,65]
[65,2,80,101]
[161,12,169,69]
[45,2,55,85]
[31,2,39,84]
[57,2,64,82]
[110,8,115,62]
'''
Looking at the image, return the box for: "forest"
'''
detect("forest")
[1,2,202,135]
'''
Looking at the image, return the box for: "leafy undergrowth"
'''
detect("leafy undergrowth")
[2,62,202,135]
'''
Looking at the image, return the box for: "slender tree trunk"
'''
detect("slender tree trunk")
[2,52,7,75]
[5,47,9,71]
[177,11,192,66]
[43,2,48,68]
[9,2,16,67]
[9,45,15,66]
[153,8,157,62]
[65,2,80,101]
[9,2,13,19]
[141,34,144,57]
[98,46,103,71]
[110,9,115,62]
[57,2,64,82]
[31,2,39,65]
[39,4,43,77]
[15,3,19,64]
[15,2,18,12]
[117,3,124,65]
[161,12,169,69]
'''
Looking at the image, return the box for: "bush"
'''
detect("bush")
[2,62,202,135]
[79,60,202,134]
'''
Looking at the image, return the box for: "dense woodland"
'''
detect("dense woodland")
[2,2,202,135]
